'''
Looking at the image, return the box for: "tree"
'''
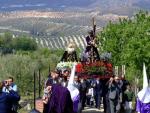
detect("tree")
[98,11,150,82]
[13,36,37,51]
[0,32,13,54]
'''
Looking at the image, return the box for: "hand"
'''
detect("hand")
[42,97,49,104]
[109,77,114,83]
[46,86,52,93]
[42,96,46,100]
[4,81,9,86]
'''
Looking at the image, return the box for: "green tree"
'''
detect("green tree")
[13,36,37,51]
[0,32,13,54]
[98,11,150,83]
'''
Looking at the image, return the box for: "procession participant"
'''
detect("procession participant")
[101,79,109,113]
[62,69,70,87]
[86,84,94,106]
[114,76,123,113]
[43,84,73,113]
[44,70,60,87]
[108,77,121,113]
[136,64,150,113]
[93,77,102,109]
[43,70,65,113]
[74,75,80,90]
[43,75,73,113]
[123,84,134,113]
[67,63,80,113]
[61,40,78,62]
[80,78,87,110]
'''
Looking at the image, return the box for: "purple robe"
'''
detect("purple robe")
[73,95,80,113]
[136,98,150,113]
[47,84,73,113]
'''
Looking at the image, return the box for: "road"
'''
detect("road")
[82,107,104,113]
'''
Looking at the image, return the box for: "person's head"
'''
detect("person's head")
[126,84,131,90]
[51,71,59,80]
[66,40,76,53]
[122,75,125,79]
[63,70,70,76]
[7,77,14,85]
[80,78,84,83]
[74,76,78,82]
[114,76,120,83]
[67,41,76,48]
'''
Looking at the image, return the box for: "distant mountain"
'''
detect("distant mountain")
[0,0,150,15]
[133,0,150,10]
[0,0,96,11]
[0,0,94,7]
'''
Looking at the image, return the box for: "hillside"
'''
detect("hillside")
[0,0,150,49]
[0,0,150,14]
[0,10,128,49]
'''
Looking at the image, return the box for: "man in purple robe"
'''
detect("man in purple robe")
[44,84,73,113]
[136,88,150,113]
[136,64,150,113]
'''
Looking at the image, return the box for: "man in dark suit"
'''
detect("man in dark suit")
[0,81,20,113]
[92,77,102,109]
[79,78,87,110]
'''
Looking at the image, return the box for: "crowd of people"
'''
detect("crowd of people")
[0,67,149,113]
[41,63,140,113]
[0,77,20,113]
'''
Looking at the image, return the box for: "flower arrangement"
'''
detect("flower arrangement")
[56,62,75,70]
[83,65,106,75]
[56,61,112,77]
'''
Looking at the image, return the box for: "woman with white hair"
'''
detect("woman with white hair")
[61,40,78,62]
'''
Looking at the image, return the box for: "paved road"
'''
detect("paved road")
[82,107,104,113]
